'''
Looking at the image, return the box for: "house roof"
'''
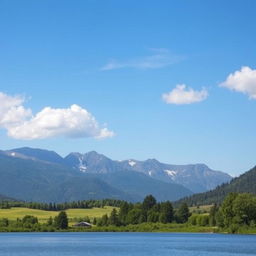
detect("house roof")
[73,221,92,227]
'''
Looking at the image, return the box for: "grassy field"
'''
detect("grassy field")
[189,204,213,214]
[0,206,116,225]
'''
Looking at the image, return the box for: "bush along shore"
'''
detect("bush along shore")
[1,193,256,233]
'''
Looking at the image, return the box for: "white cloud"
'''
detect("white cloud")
[101,48,183,71]
[162,84,208,105]
[0,92,114,140]
[0,92,32,128]
[220,66,256,99]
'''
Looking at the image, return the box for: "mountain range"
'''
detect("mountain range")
[63,150,231,193]
[0,147,232,203]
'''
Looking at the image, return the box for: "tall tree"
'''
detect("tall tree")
[118,202,129,225]
[209,203,218,226]
[126,209,143,225]
[220,193,238,227]
[101,214,109,226]
[232,193,256,225]
[142,195,157,212]
[159,201,173,223]
[54,211,68,229]
[176,203,190,223]
[109,208,119,226]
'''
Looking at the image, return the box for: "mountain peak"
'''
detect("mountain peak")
[86,150,99,154]
[85,150,102,157]
[83,151,111,162]
[9,147,65,165]
[145,158,160,164]
[67,152,83,157]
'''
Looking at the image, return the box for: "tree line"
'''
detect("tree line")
[1,193,256,233]
[0,199,124,211]
[215,193,256,233]
[96,195,190,226]
[186,192,256,233]
[94,193,256,233]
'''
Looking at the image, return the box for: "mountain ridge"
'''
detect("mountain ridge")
[0,149,193,202]
[64,150,231,193]
[9,147,232,193]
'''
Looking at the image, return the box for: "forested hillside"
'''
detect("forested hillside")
[176,166,256,206]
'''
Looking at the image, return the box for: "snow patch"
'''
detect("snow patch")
[10,152,16,157]
[78,157,87,173]
[164,169,177,178]
[79,165,87,172]
[128,160,136,167]
[148,171,153,176]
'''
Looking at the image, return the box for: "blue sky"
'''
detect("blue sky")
[0,0,256,176]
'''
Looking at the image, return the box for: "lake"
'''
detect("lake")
[0,232,256,256]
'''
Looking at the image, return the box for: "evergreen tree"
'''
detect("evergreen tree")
[142,195,157,212]
[47,216,53,226]
[54,211,68,229]
[176,203,190,223]
[109,208,119,226]
[159,201,173,223]
[118,202,129,225]
[126,209,143,225]
[101,214,109,226]
[209,204,218,226]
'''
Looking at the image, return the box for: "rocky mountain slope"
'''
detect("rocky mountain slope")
[64,150,231,193]
[0,148,193,202]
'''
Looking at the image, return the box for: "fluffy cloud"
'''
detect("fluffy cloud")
[0,92,114,140]
[0,92,32,128]
[162,84,208,105]
[101,48,183,71]
[220,66,256,99]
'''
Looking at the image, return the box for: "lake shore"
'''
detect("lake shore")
[0,223,255,234]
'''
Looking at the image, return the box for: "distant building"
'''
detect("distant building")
[73,222,92,228]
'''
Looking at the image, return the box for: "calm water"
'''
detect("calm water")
[0,232,256,256]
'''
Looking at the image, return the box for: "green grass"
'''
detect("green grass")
[87,223,217,233]
[0,206,116,224]
[189,205,213,213]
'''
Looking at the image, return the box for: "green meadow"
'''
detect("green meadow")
[0,206,116,225]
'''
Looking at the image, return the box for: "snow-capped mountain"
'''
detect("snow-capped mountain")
[64,151,122,173]
[118,159,232,193]
[64,151,232,193]
[6,147,232,194]
[0,148,193,202]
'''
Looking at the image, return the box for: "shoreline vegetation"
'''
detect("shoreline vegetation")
[0,223,217,233]
[0,193,256,234]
